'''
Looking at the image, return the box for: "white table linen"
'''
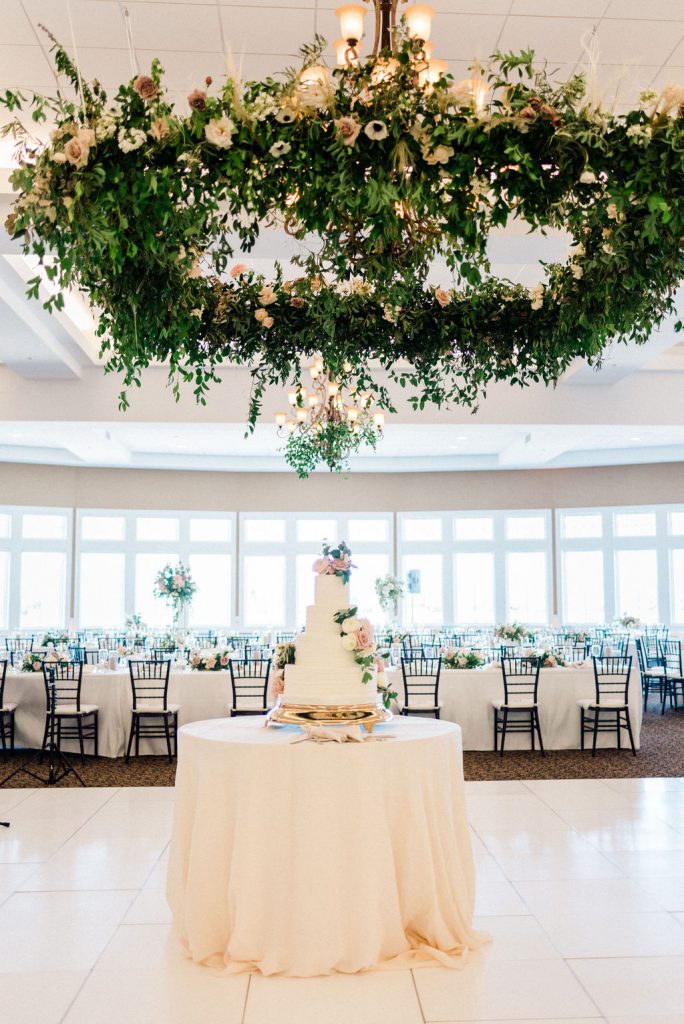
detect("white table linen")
[385,664,643,749]
[166,716,487,977]
[4,661,642,756]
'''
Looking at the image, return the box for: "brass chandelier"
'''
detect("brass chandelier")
[334,2,446,81]
[275,359,385,442]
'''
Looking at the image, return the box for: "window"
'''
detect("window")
[347,518,388,543]
[562,550,604,623]
[135,552,178,628]
[243,518,286,543]
[401,553,442,625]
[506,515,546,540]
[454,552,494,623]
[0,514,10,539]
[670,550,684,623]
[562,513,603,539]
[244,555,285,626]
[79,553,125,628]
[453,516,493,541]
[615,549,659,622]
[296,553,317,626]
[296,519,338,543]
[136,516,179,542]
[22,513,66,540]
[189,518,231,543]
[0,551,9,629]
[81,515,125,541]
[20,551,66,628]
[614,512,656,537]
[669,512,684,536]
[352,552,390,624]
[402,517,442,542]
[506,552,548,623]
[188,554,231,627]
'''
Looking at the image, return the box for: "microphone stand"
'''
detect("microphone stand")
[0,666,86,789]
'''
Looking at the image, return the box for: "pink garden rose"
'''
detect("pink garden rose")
[331,555,349,571]
[172,574,184,587]
[274,668,285,694]
[356,619,374,649]
[230,263,247,277]
[220,655,229,666]
[133,75,158,101]
[312,556,331,574]
[204,656,217,670]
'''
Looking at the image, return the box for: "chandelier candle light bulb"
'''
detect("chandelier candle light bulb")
[405,4,435,42]
[336,4,366,46]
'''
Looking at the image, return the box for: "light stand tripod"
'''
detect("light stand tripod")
[0,667,86,789]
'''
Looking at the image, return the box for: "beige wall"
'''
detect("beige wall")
[1,459,684,511]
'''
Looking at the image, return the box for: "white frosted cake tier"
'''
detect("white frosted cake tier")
[283,572,378,707]
[284,665,378,707]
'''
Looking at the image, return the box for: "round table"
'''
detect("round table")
[166,715,488,977]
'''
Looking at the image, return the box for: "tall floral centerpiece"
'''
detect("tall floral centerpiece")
[374,573,404,625]
[153,563,196,634]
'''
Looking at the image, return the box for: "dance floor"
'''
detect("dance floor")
[2,779,684,1023]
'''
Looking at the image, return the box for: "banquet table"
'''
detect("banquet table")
[166,715,488,976]
[4,661,643,756]
[385,663,643,750]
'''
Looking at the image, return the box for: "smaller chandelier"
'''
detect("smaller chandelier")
[335,1,437,68]
[274,360,385,474]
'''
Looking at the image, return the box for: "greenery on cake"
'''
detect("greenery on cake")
[312,540,354,584]
[274,641,296,668]
[334,606,397,709]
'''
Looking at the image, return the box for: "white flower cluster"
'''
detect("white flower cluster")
[118,127,147,153]
[568,242,585,280]
[529,283,545,310]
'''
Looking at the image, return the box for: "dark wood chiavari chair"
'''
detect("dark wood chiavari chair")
[657,639,684,715]
[634,637,665,711]
[228,656,272,716]
[41,660,99,763]
[4,635,35,667]
[399,655,442,718]
[126,659,177,763]
[579,656,636,756]
[492,656,544,756]
[0,658,15,754]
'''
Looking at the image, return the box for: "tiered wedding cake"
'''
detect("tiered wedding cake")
[284,573,378,707]
[281,541,379,708]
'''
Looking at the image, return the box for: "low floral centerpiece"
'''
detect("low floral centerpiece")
[41,632,70,647]
[441,647,487,670]
[539,648,566,668]
[494,623,528,642]
[190,648,232,671]
[22,649,69,672]
[619,614,640,629]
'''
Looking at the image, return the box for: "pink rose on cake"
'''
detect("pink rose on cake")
[331,555,350,572]
[312,556,332,574]
[273,668,285,694]
[356,618,373,647]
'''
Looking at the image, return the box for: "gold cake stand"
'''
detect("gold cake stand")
[266,701,392,733]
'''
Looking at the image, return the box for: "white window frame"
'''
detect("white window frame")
[0,505,73,632]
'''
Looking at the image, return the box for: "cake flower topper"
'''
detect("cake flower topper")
[312,540,354,584]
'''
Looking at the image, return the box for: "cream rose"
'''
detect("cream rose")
[254,307,269,323]
[341,616,361,634]
[341,634,358,652]
[335,116,361,147]
[258,285,278,306]
[204,116,235,149]
[434,287,451,308]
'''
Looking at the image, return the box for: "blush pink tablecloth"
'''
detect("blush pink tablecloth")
[166,716,487,977]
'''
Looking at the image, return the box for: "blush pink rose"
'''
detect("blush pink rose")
[220,655,229,666]
[331,556,349,571]
[356,622,373,649]
[274,669,285,694]
[312,556,330,574]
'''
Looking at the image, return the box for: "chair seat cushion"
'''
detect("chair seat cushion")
[52,704,98,715]
[134,703,179,713]
[0,702,17,713]
[491,699,537,710]
[230,698,268,711]
[577,699,628,710]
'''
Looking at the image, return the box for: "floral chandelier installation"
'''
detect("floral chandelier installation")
[2,7,684,475]
[275,357,385,476]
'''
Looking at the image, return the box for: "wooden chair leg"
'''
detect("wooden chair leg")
[163,714,172,764]
[125,715,135,763]
[591,710,599,757]
[500,709,508,757]
[616,710,621,751]
[76,717,85,764]
[135,715,140,757]
[535,708,545,757]
[530,711,535,751]
[625,710,637,756]
[493,709,498,752]
[93,712,99,758]
[580,709,585,750]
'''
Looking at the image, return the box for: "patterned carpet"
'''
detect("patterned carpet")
[1,704,682,787]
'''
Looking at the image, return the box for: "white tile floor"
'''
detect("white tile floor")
[1,778,684,1023]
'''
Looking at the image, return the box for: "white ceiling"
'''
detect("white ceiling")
[1,0,684,474]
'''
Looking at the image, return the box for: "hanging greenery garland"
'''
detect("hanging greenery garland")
[2,31,684,473]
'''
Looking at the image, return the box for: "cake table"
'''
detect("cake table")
[166,716,487,977]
